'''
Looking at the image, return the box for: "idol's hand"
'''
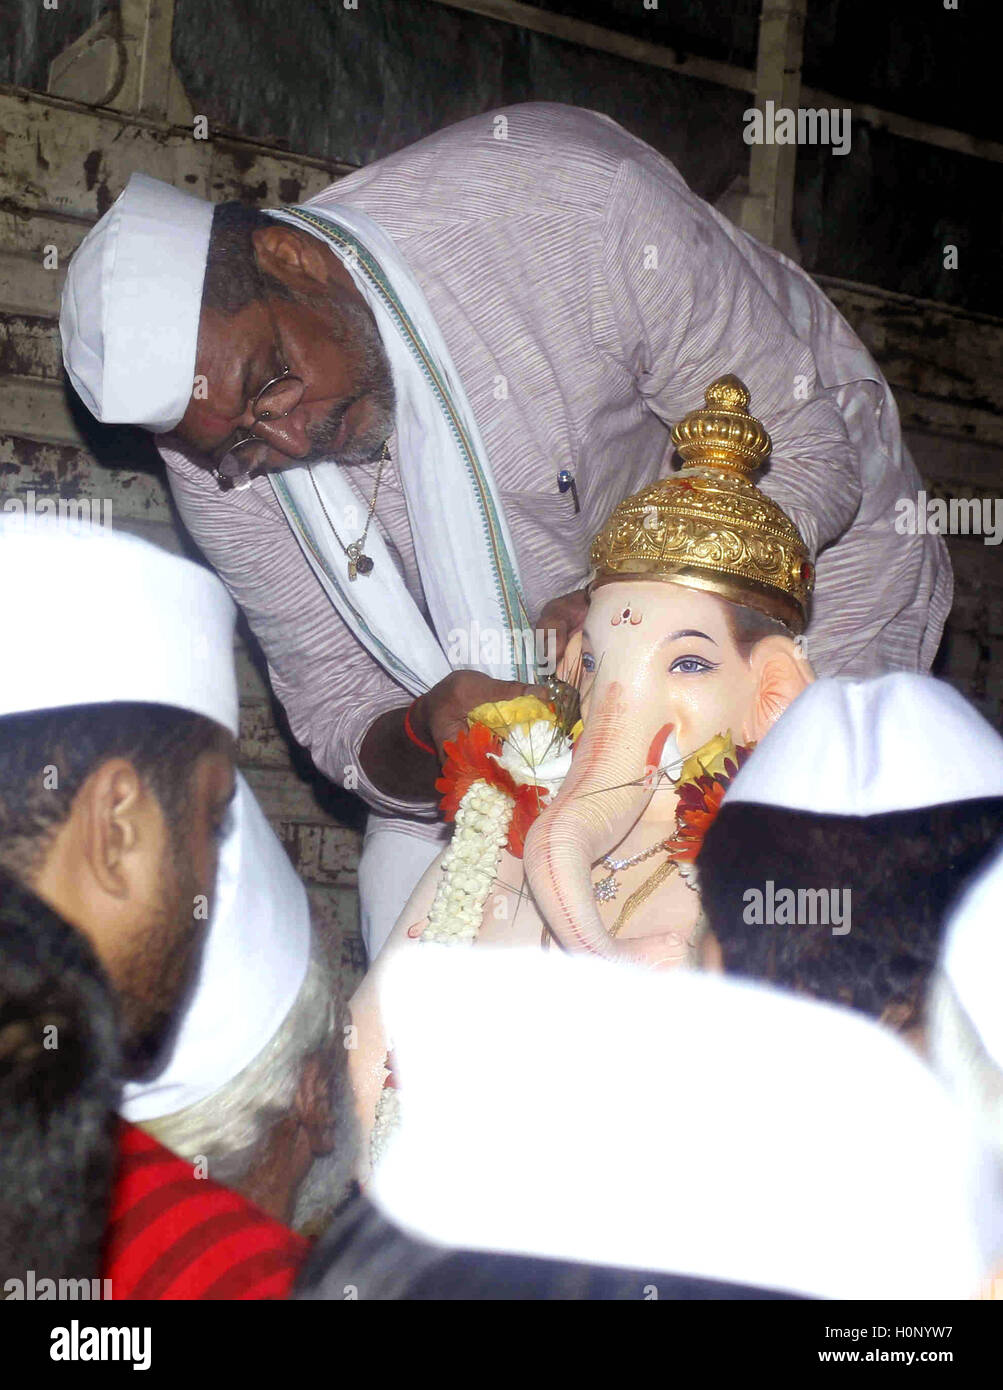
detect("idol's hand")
[411,670,548,763]
[619,929,693,971]
[535,588,589,669]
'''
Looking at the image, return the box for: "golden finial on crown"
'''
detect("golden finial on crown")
[590,374,814,633]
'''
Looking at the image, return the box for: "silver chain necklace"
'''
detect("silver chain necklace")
[308,440,390,581]
[593,837,670,903]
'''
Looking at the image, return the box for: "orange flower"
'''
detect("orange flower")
[436,722,549,858]
[436,721,509,816]
[506,783,548,858]
[664,747,751,863]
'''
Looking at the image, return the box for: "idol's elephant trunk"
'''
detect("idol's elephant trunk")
[523,678,662,961]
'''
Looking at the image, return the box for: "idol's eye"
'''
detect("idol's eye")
[669,655,718,675]
[581,652,596,673]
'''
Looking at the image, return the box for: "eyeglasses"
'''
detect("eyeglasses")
[210,260,306,491]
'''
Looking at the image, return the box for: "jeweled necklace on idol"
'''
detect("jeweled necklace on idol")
[593,835,672,903]
[308,438,390,581]
[592,741,687,906]
[594,840,681,942]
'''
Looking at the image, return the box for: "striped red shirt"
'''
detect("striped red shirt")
[103,1121,308,1300]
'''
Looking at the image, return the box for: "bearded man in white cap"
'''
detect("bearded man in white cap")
[0,516,347,1293]
[59,103,951,956]
[0,516,240,1078]
[697,673,1003,1047]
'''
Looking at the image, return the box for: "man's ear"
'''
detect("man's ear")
[77,760,149,899]
[741,635,815,744]
[252,224,334,296]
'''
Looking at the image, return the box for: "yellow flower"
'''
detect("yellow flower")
[468,695,557,736]
[677,731,738,786]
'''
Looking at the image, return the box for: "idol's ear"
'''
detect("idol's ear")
[741,635,815,744]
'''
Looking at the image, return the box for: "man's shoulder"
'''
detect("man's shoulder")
[395,101,644,160]
[317,104,657,224]
[106,1121,309,1299]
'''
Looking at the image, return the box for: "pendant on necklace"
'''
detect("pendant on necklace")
[346,543,374,582]
[594,873,619,903]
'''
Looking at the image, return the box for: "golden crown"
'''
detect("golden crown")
[589,375,814,633]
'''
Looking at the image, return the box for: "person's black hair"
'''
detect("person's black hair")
[721,601,796,658]
[0,869,120,1286]
[296,1192,805,1301]
[0,702,232,881]
[201,202,293,318]
[699,798,1003,1025]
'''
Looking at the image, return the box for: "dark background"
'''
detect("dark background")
[3,0,998,314]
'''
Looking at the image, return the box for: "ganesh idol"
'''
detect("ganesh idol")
[351,375,817,1163]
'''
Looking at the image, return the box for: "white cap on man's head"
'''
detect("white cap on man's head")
[0,513,238,736]
[725,673,1003,816]
[370,948,985,1299]
[60,172,214,433]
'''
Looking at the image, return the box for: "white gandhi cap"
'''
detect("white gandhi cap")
[723,673,1003,816]
[0,511,238,736]
[60,172,215,433]
[370,947,986,1299]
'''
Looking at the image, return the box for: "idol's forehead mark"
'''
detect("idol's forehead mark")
[611,602,640,626]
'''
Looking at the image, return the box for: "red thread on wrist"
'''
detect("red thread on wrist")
[404,702,437,758]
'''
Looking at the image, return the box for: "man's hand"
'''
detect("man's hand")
[535,588,589,671]
[358,591,590,803]
[410,670,548,762]
[358,670,548,802]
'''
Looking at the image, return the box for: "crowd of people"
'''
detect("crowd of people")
[1,103,999,1303]
[1,514,1000,1301]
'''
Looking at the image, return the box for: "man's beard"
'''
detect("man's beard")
[117,844,206,1079]
[299,297,396,468]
